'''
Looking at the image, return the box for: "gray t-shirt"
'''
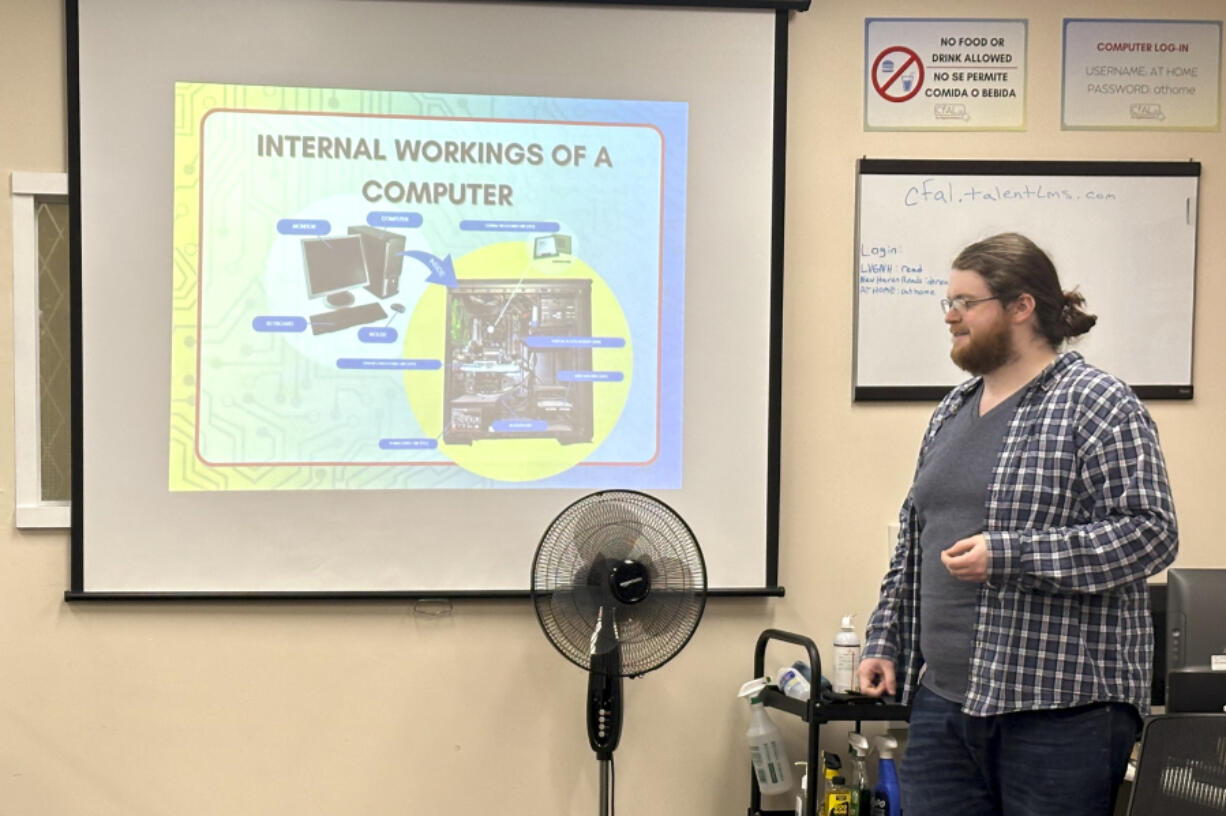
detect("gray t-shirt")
[912,383,1024,704]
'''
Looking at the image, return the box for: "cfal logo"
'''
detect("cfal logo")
[1130,103,1165,121]
[934,103,970,121]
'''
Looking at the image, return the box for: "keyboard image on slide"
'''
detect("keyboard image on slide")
[309,302,388,335]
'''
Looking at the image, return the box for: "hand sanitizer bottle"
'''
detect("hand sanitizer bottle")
[833,615,862,693]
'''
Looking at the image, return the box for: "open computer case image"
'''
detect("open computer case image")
[443,279,594,445]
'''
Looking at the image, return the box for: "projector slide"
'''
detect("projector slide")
[170,82,687,491]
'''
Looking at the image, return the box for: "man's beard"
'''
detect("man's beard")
[951,313,1014,375]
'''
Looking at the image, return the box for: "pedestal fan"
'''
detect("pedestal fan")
[531,490,707,816]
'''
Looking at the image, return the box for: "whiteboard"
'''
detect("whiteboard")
[854,159,1199,401]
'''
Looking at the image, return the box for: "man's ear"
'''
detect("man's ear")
[1009,292,1037,323]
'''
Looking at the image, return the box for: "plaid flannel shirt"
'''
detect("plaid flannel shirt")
[863,351,1177,716]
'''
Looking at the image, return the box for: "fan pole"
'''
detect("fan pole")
[599,759,612,816]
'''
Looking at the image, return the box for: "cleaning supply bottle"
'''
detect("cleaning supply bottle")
[871,735,901,816]
[825,775,853,816]
[821,751,842,812]
[778,663,813,700]
[738,677,793,795]
[847,732,871,816]
[833,615,862,693]
[823,750,842,777]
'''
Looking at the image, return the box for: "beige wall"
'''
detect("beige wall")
[2,1,1223,813]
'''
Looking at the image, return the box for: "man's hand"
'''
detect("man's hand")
[942,534,989,582]
[858,657,896,698]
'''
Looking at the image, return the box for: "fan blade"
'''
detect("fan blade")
[633,589,704,641]
[575,520,639,565]
[550,584,601,626]
[534,586,602,670]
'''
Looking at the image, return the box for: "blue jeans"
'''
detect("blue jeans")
[900,685,1140,816]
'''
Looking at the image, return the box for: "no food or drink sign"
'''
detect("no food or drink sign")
[865,18,1028,130]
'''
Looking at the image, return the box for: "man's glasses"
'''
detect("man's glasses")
[940,295,1001,314]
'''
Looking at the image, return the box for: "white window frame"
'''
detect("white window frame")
[11,171,71,529]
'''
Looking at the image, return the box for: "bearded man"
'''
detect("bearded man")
[857,232,1177,816]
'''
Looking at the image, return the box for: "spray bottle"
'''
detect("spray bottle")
[738,677,793,795]
[871,735,901,816]
[833,615,862,693]
[847,732,871,816]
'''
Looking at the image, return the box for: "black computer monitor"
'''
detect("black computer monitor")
[1165,568,1226,712]
[1167,568,1226,670]
[302,235,368,307]
[1150,582,1167,708]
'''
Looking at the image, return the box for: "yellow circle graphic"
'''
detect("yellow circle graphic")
[402,241,632,482]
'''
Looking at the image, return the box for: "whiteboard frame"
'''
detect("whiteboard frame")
[853,158,1200,402]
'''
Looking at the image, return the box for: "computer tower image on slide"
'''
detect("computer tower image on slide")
[347,225,406,299]
[443,279,594,445]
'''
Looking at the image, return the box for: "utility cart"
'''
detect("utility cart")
[748,628,910,816]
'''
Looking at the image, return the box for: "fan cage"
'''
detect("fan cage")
[532,490,707,677]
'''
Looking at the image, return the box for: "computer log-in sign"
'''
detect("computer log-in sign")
[1061,19,1223,130]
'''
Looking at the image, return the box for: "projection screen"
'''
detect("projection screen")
[68,0,792,596]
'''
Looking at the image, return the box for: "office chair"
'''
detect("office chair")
[1127,713,1226,814]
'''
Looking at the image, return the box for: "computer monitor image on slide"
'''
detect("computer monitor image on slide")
[533,233,572,259]
[302,235,368,307]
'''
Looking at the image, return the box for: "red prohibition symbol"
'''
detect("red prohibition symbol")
[872,46,925,103]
